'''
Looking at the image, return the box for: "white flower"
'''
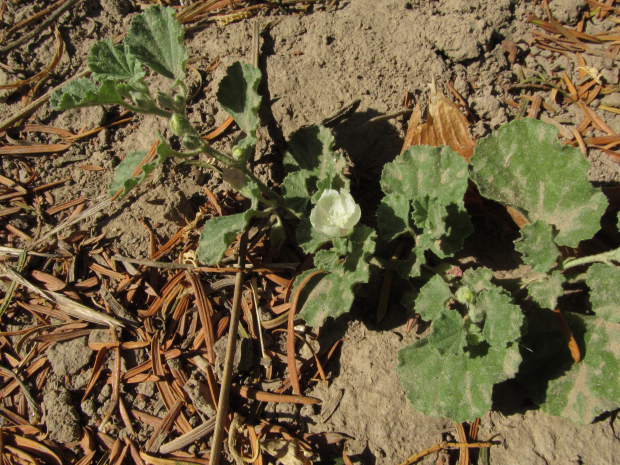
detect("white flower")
[310,189,361,238]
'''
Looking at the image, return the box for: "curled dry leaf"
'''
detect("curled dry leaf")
[402,80,476,161]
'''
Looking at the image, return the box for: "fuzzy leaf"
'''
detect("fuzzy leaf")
[460,268,494,295]
[527,270,565,310]
[296,217,332,254]
[398,339,522,422]
[297,225,376,327]
[88,39,145,82]
[519,309,620,425]
[477,287,524,348]
[282,171,310,215]
[108,144,170,197]
[50,79,124,110]
[396,247,426,279]
[515,220,561,273]
[415,275,453,321]
[470,119,607,247]
[283,125,348,201]
[376,195,411,243]
[399,272,524,422]
[586,264,620,323]
[217,62,262,160]
[378,145,472,258]
[124,5,188,84]
[196,210,254,265]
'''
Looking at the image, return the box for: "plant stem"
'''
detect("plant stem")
[209,230,248,465]
[563,247,620,270]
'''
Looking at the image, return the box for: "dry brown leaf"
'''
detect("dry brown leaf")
[402,80,476,161]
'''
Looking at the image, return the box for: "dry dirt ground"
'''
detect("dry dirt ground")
[2,0,620,464]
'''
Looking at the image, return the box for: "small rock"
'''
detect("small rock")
[550,0,586,26]
[601,93,620,108]
[213,336,254,379]
[44,386,81,443]
[183,374,216,419]
[46,336,92,376]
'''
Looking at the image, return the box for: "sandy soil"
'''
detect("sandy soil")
[1,0,620,463]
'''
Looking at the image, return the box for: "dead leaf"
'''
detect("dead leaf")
[402,80,476,161]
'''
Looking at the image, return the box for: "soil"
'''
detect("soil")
[1,0,620,464]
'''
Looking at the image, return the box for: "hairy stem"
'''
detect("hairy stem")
[563,247,620,270]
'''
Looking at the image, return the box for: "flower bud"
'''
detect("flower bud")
[455,286,474,305]
[310,189,361,238]
[170,113,193,137]
[232,147,245,160]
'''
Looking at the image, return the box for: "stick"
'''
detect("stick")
[209,231,248,465]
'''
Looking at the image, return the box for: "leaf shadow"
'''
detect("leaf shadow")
[492,308,588,417]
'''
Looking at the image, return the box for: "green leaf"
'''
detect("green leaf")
[109,136,177,197]
[397,339,522,422]
[297,225,376,327]
[283,125,348,201]
[217,62,262,160]
[50,79,124,110]
[426,308,467,355]
[398,270,525,422]
[415,275,453,321]
[477,287,524,348]
[376,195,411,243]
[295,217,332,254]
[515,220,561,273]
[378,145,472,257]
[460,268,494,295]
[196,210,254,265]
[108,144,169,197]
[519,309,620,425]
[282,171,310,215]
[124,5,188,84]
[470,119,608,247]
[87,39,145,82]
[527,270,565,310]
[586,264,620,323]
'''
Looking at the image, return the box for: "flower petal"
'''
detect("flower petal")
[342,203,361,229]
[340,189,357,215]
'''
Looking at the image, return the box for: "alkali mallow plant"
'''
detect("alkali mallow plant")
[51,5,620,426]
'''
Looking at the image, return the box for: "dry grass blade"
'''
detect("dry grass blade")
[99,341,121,432]
[31,270,66,291]
[0,142,72,155]
[62,113,133,142]
[203,116,235,141]
[82,347,110,402]
[0,364,41,419]
[3,433,62,465]
[402,80,476,161]
[1,266,124,328]
[145,399,184,453]
[231,384,321,404]
[5,224,33,242]
[454,422,469,465]
[186,271,216,363]
[45,197,86,215]
[0,27,64,90]
[159,417,217,454]
[288,271,328,396]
